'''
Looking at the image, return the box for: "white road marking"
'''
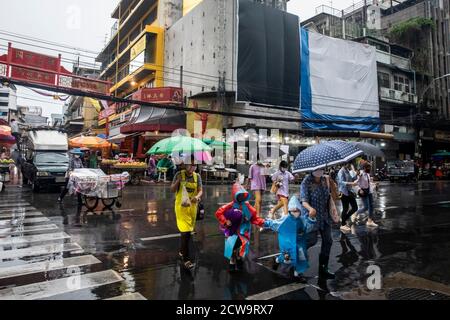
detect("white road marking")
[0,217,50,228]
[437,201,450,205]
[140,232,195,242]
[0,224,59,237]
[105,292,147,300]
[0,243,83,261]
[0,255,101,280]
[0,212,43,219]
[0,232,70,248]
[0,203,31,208]
[246,283,308,300]
[0,207,37,214]
[0,270,124,300]
[376,206,399,211]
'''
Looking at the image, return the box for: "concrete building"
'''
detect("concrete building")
[0,84,17,123]
[64,67,103,136]
[96,0,297,160]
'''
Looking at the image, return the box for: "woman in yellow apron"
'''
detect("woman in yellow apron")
[171,163,203,270]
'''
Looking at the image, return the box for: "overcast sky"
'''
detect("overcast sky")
[0,0,356,119]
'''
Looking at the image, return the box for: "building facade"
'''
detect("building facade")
[302,0,450,161]
[0,84,17,123]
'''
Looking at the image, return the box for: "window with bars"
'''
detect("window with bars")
[378,72,390,88]
[394,75,410,93]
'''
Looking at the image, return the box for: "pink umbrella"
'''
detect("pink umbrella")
[194,151,213,163]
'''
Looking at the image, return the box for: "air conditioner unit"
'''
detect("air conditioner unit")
[389,90,395,99]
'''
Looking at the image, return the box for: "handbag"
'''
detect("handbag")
[197,202,205,221]
[270,181,279,194]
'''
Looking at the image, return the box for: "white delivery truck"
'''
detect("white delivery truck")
[21,128,69,192]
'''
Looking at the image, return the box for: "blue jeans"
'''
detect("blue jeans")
[357,194,374,219]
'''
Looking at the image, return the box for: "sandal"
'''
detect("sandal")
[183,261,195,270]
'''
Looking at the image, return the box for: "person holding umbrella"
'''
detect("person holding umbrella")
[293,140,363,279]
[171,157,203,271]
[300,169,338,279]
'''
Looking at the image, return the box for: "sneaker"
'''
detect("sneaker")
[351,213,358,224]
[340,225,351,233]
[272,257,280,271]
[366,220,379,228]
[57,198,63,203]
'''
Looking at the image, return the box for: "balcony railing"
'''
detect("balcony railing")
[376,50,411,70]
[315,5,343,17]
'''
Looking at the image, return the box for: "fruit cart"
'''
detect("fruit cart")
[100,159,119,175]
[113,159,147,186]
[0,160,14,192]
[68,169,130,212]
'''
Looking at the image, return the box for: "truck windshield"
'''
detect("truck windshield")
[35,153,69,165]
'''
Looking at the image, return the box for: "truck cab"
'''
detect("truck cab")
[21,129,69,192]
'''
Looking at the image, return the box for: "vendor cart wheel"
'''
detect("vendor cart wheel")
[101,198,116,209]
[115,201,122,209]
[84,196,99,212]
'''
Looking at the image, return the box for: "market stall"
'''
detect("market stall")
[112,158,147,185]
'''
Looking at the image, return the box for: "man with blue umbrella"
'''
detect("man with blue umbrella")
[294,141,363,280]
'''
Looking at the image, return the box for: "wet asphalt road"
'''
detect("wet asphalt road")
[1,180,450,300]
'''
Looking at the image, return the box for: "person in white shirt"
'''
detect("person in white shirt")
[355,163,378,228]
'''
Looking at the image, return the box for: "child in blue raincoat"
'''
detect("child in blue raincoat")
[263,196,317,283]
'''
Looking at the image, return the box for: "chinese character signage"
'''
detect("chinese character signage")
[11,48,59,71]
[132,87,183,104]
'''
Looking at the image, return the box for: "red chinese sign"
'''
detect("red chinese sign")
[11,48,59,72]
[10,66,56,86]
[1,44,112,96]
[59,75,110,95]
[132,87,183,104]
[99,105,117,121]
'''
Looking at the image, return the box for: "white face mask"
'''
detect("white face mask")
[74,155,80,159]
[312,170,324,178]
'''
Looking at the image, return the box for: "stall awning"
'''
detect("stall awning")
[120,106,186,134]
[108,133,137,142]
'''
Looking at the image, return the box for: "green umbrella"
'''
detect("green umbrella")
[202,139,231,150]
[147,136,212,155]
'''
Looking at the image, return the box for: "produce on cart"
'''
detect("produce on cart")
[68,168,130,211]
[113,158,147,185]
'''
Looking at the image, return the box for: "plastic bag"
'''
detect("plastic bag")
[181,185,191,207]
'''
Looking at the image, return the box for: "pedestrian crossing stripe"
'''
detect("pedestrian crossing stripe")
[0,224,59,237]
[0,217,50,227]
[105,293,147,300]
[0,242,83,261]
[0,255,101,280]
[0,270,124,300]
[0,232,70,248]
[0,212,43,219]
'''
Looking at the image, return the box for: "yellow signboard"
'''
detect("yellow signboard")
[183,0,203,16]
[130,36,146,61]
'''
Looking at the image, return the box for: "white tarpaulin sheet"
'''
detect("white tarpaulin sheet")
[301,29,380,131]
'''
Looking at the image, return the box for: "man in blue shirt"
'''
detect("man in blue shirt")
[337,162,359,233]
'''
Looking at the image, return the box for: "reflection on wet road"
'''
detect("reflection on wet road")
[0,181,450,300]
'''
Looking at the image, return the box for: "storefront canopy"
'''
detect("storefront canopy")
[120,105,186,134]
